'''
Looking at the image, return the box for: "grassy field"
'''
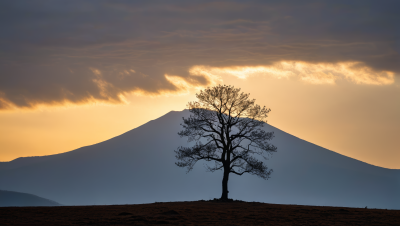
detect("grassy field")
[1,200,399,225]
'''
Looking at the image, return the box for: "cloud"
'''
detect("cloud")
[164,68,222,95]
[190,61,395,85]
[0,0,398,109]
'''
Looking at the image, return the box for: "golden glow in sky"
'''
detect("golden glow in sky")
[1,60,399,169]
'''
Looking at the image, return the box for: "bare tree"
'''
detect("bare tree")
[175,85,277,200]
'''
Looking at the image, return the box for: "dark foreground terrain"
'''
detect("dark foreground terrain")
[1,200,399,225]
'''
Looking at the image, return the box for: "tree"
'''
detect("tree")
[175,85,277,200]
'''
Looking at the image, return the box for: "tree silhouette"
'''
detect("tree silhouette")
[175,85,277,200]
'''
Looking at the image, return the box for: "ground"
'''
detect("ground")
[1,200,399,225]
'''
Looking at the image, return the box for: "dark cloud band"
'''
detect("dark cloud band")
[0,0,398,109]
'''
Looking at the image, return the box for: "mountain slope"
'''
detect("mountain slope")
[0,110,399,208]
[0,190,61,207]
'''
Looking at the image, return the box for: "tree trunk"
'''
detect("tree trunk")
[220,167,229,200]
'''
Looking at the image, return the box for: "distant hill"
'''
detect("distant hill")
[0,190,61,207]
[0,110,399,209]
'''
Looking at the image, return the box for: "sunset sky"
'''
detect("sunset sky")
[1,1,399,169]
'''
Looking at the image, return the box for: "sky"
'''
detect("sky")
[0,0,399,168]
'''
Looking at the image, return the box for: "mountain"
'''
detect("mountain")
[0,110,399,209]
[0,190,61,207]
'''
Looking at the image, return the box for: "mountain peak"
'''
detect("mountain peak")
[0,110,398,209]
